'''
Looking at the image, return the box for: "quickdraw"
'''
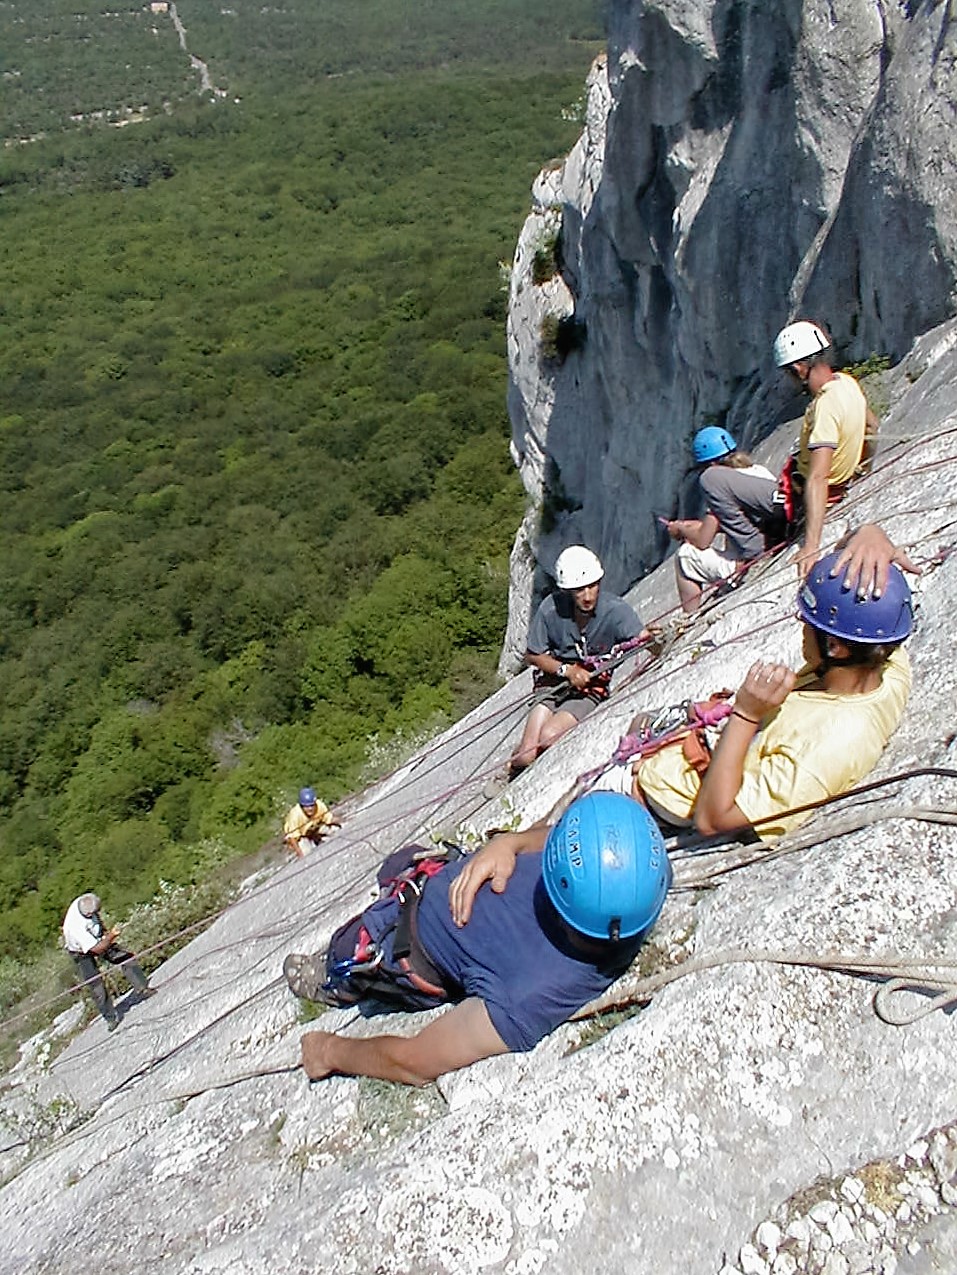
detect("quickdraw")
[529,635,652,708]
[579,634,648,674]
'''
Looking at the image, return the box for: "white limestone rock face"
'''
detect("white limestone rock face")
[502,0,957,666]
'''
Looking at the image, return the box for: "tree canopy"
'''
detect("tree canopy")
[0,0,602,953]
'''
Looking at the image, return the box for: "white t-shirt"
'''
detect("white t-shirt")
[62,898,104,954]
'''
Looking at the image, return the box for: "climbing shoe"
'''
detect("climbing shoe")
[283,952,330,1003]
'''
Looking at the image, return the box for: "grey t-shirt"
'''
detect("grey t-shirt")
[700,464,778,558]
[526,589,642,663]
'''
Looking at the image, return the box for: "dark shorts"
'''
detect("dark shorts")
[536,689,601,721]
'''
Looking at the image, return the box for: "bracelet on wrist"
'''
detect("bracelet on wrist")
[731,709,761,725]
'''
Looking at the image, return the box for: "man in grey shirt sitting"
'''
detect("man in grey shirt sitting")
[508,545,647,776]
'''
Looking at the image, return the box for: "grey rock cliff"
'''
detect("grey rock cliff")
[501,0,957,672]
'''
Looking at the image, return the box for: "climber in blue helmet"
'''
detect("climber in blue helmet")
[282,784,341,857]
[688,546,913,838]
[666,426,784,613]
[295,792,671,1085]
[595,525,916,843]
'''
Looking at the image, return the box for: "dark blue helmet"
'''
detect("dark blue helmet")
[299,787,318,808]
[797,552,913,643]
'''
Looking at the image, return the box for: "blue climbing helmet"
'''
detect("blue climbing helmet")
[542,792,671,942]
[299,786,318,808]
[692,426,737,465]
[797,551,913,643]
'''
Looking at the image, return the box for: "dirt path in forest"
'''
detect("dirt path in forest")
[169,2,218,96]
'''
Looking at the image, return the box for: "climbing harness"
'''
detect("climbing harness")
[561,691,735,809]
[775,453,853,537]
[529,634,651,707]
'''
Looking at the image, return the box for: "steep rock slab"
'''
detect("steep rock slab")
[2,326,957,1271]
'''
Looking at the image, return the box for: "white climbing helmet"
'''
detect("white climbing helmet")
[773,320,831,368]
[555,545,604,589]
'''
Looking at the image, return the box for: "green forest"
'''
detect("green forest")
[0,0,603,981]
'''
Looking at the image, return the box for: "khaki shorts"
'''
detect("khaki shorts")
[676,540,741,586]
[535,687,601,721]
[590,764,693,829]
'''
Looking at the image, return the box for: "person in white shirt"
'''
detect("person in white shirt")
[62,893,155,1031]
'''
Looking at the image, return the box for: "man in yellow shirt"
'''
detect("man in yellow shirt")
[773,320,877,579]
[283,786,340,857]
[596,528,913,843]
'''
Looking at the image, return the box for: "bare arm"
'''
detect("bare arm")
[89,925,120,955]
[667,512,720,551]
[794,446,833,579]
[300,998,509,1086]
[830,524,919,599]
[448,823,549,927]
[693,662,796,836]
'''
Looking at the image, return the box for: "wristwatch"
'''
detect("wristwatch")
[557,662,569,678]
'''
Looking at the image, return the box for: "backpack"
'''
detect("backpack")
[322,843,463,1011]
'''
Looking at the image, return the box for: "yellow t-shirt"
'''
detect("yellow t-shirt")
[635,647,911,842]
[797,371,866,486]
[283,800,332,842]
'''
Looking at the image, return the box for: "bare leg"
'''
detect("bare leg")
[509,704,554,773]
[675,560,703,613]
[537,709,581,750]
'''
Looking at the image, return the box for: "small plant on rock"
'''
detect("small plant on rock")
[531,229,561,285]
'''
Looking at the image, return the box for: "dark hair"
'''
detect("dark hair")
[804,318,835,369]
[812,627,901,668]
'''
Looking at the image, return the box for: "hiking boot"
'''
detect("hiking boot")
[283,952,328,1002]
[106,1017,120,1033]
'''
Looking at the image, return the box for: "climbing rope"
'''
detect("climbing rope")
[7,428,957,1114]
[570,948,957,1029]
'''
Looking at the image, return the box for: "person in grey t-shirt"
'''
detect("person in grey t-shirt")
[508,546,647,776]
[666,427,784,613]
